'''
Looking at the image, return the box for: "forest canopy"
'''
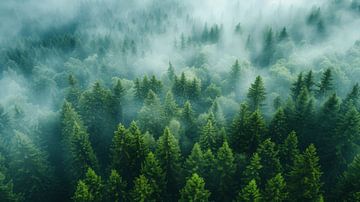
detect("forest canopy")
[1,0,360,201]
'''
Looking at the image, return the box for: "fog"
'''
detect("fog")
[0,0,360,201]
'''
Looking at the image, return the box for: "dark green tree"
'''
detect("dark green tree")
[140,152,165,201]
[242,153,262,186]
[268,108,288,144]
[179,173,210,202]
[73,180,93,202]
[199,120,218,152]
[288,144,323,202]
[235,179,262,202]
[131,175,155,202]
[242,110,267,154]
[337,154,360,201]
[317,68,333,98]
[105,170,127,202]
[216,141,236,201]
[230,103,251,153]
[247,76,266,111]
[156,127,182,200]
[184,143,204,178]
[264,173,288,202]
[279,131,300,173]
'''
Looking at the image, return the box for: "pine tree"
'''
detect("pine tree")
[168,62,175,81]
[242,110,267,154]
[179,173,210,202]
[247,76,266,111]
[73,180,93,202]
[342,83,360,112]
[199,120,218,152]
[140,152,165,201]
[0,171,20,202]
[229,59,241,92]
[202,149,216,195]
[66,74,81,109]
[291,72,304,100]
[337,154,360,201]
[279,131,300,173]
[335,105,360,169]
[181,101,197,141]
[184,143,204,178]
[216,141,236,201]
[268,108,288,144]
[230,103,251,153]
[317,68,333,98]
[256,138,282,185]
[164,91,179,119]
[264,173,288,202]
[288,144,323,201]
[242,153,262,186]
[131,175,154,202]
[156,127,182,200]
[235,179,262,202]
[258,28,275,67]
[304,70,315,93]
[138,90,166,137]
[105,170,127,202]
[112,79,125,124]
[9,132,53,201]
[82,168,103,202]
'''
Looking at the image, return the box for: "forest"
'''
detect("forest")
[1,0,360,201]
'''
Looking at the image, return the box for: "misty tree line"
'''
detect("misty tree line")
[1,60,360,201]
[1,0,360,201]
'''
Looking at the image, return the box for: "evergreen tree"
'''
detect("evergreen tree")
[278,27,289,41]
[317,68,333,98]
[179,173,210,202]
[131,175,155,202]
[288,144,323,202]
[82,168,103,202]
[279,131,300,173]
[242,153,262,186]
[168,62,175,81]
[268,108,288,144]
[258,28,275,67]
[247,76,266,111]
[256,138,282,185]
[112,79,125,124]
[164,91,179,119]
[9,132,53,202]
[141,152,165,201]
[184,143,204,178]
[230,103,251,153]
[235,179,261,202]
[199,120,218,152]
[138,90,166,137]
[229,59,241,92]
[106,170,127,202]
[242,110,267,154]
[304,70,315,93]
[291,72,304,100]
[156,127,182,200]
[0,172,20,202]
[264,173,288,202]
[73,180,93,202]
[337,153,360,201]
[181,101,197,141]
[216,141,236,201]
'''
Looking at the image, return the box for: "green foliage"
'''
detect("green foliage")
[247,76,266,111]
[141,152,165,201]
[179,173,210,202]
[156,127,182,199]
[105,170,127,202]
[131,175,155,202]
[264,173,288,202]
[235,179,261,202]
[242,153,262,186]
[288,144,323,202]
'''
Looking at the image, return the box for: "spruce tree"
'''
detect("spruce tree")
[268,108,288,144]
[291,72,304,100]
[242,153,262,186]
[156,127,182,200]
[179,173,210,202]
[73,180,93,202]
[184,143,204,178]
[279,131,300,173]
[199,120,218,152]
[105,170,127,202]
[317,68,333,98]
[82,168,103,202]
[216,141,236,201]
[242,110,267,154]
[288,144,323,201]
[264,173,288,202]
[140,152,165,201]
[230,103,251,153]
[235,179,262,202]
[256,138,282,185]
[247,76,266,111]
[131,175,154,202]
[337,154,360,201]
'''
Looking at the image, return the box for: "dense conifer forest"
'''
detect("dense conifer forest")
[1,0,360,201]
